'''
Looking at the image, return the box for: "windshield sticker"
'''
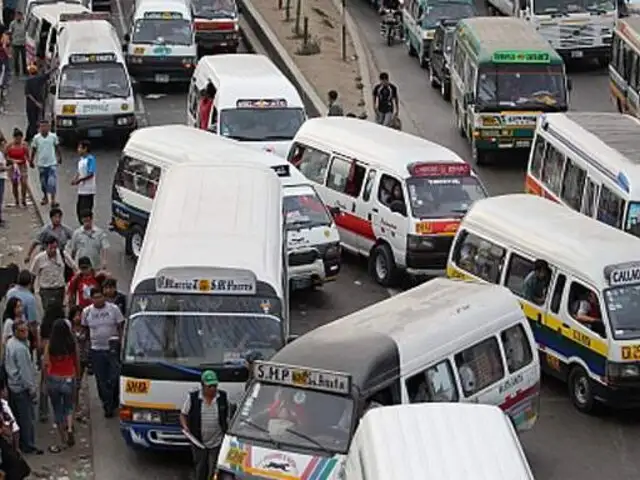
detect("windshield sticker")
[492,50,551,64]
[143,11,183,19]
[236,99,288,108]
[253,361,351,394]
[415,220,460,235]
[608,265,640,286]
[155,268,257,295]
[408,162,471,177]
[69,53,117,64]
[427,178,461,185]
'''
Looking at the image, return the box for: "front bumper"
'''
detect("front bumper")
[120,421,190,451]
[195,31,239,50]
[555,44,611,61]
[126,57,195,83]
[55,114,136,137]
[473,129,535,151]
[593,380,640,409]
[288,249,341,289]
[405,235,453,273]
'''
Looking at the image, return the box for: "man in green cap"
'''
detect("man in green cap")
[180,370,231,480]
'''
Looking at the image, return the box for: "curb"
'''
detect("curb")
[27,169,46,227]
[239,0,374,118]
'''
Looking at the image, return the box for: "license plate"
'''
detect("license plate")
[292,278,312,289]
[155,74,170,83]
[571,50,583,58]
[515,140,530,148]
[87,129,103,138]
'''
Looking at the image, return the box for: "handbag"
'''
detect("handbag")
[59,249,74,283]
[390,115,402,131]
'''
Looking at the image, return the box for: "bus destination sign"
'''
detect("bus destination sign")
[253,361,351,395]
[492,50,551,64]
[155,268,257,295]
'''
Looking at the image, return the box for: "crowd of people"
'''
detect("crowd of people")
[0,192,125,477]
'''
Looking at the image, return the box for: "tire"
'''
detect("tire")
[473,139,489,166]
[407,37,417,57]
[441,81,450,101]
[369,243,398,287]
[419,50,428,68]
[125,225,145,259]
[429,65,438,88]
[568,365,598,414]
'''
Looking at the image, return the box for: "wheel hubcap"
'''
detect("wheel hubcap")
[574,376,590,405]
[132,233,143,257]
[375,254,388,281]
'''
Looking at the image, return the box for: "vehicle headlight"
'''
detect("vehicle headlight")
[131,410,163,423]
[130,56,143,64]
[407,234,434,251]
[324,243,341,260]
[607,362,640,379]
[116,115,134,126]
[59,118,74,127]
[182,57,195,68]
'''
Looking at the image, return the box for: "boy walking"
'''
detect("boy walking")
[71,140,96,224]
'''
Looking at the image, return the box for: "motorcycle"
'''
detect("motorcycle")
[379,9,402,46]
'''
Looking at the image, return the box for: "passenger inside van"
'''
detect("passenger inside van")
[379,177,406,213]
[522,259,551,305]
[572,287,605,336]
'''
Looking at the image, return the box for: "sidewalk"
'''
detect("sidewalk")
[0,78,95,480]
[244,0,371,117]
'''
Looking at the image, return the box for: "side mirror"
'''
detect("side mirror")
[286,334,299,343]
[123,33,131,43]
[49,84,56,95]
[567,78,573,92]
[389,200,406,216]
[329,206,341,217]
[463,92,474,106]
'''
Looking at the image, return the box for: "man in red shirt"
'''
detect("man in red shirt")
[198,82,215,130]
[67,257,102,309]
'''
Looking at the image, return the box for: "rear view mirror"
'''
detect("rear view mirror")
[123,33,131,43]
[329,206,341,217]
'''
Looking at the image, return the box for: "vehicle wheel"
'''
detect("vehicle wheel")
[369,243,398,287]
[407,37,417,57]
[441,81,450,101]
[419,50,428,68]
[568,365,598,414]
[473,142,489,166]
[429,65,438,88]
[125,225,144,259]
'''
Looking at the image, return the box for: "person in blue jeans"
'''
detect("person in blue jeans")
[44,319,78,453]
[81,286,124,417]
[5,320,43,455]
[29,120,61,206]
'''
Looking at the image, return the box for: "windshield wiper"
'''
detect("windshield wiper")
[450,207,469,214]
[260,134,294,141]
[85,88,128,99]
[284,427,331,456]
[239,419,281,447]
[225,134,259,141]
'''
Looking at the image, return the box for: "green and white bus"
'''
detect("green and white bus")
[450,17,570,166]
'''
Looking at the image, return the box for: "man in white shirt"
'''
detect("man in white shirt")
[71,140,96,225]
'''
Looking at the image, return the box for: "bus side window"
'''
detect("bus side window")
[297,146,330,184]
[597,185,624,229]
[188,80,199,119]
[500,324,534,374]
[540,143,565,195]
[454,337,504,397]
[529,134,547,180]
[550,273,566,314]
[631,54,639,92]
[560,157,586,211]
[405,360,459,404]
[581,177,598,218]
[452,230,505,284]
[362,169,377,202]
[504,253,550,306]
[119,156,158,199]
[327,156,365,197]
[612,34,620,73]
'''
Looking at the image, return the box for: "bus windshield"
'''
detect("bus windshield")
[420,2,476,28]
[406,176,487,219]
[59,64,130,99]
[604,285,640,340]
[191,0,236,17]
[533,0,614,14]
[132,18,192,45]
[219,108,305,141]
[284,190,332,231]
[124,312,283,364]
[476,64,567,111]
[230,382,354,454]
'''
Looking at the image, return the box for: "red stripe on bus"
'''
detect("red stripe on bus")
[500,383,539,411]
[334,211,376,241]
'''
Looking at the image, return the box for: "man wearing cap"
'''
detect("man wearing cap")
[180,370,231,480]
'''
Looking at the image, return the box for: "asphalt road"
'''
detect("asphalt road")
[35,0,640,477]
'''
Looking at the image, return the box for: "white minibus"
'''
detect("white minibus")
[50,14,135,143]
[287,117,488,286]
[187,54,306,157]
[526,112,640,239]
[447,193,640,413]
[120,161,288,451]
[346,403,534,480]
[216,277,540,480]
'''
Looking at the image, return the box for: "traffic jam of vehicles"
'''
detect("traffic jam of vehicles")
[23,0,640,475]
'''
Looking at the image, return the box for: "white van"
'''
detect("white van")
[121,161,289,451]
[124,0,196,84]
[447,193,640,413]
[217,278,540,480]
[25,2,91,68]
[525,112,640,239]
[49,15,135,143]
[187,54,306,157]
[287,117,488,286]
[346,403,535,480]
[26,0,90,18]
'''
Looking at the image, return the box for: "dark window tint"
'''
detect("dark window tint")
[115,156,161,199]
[501,324,533,374]
[597,185,624,229]
[405,361,459,403]
[455,337,505,397]
[560,158,586,211]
